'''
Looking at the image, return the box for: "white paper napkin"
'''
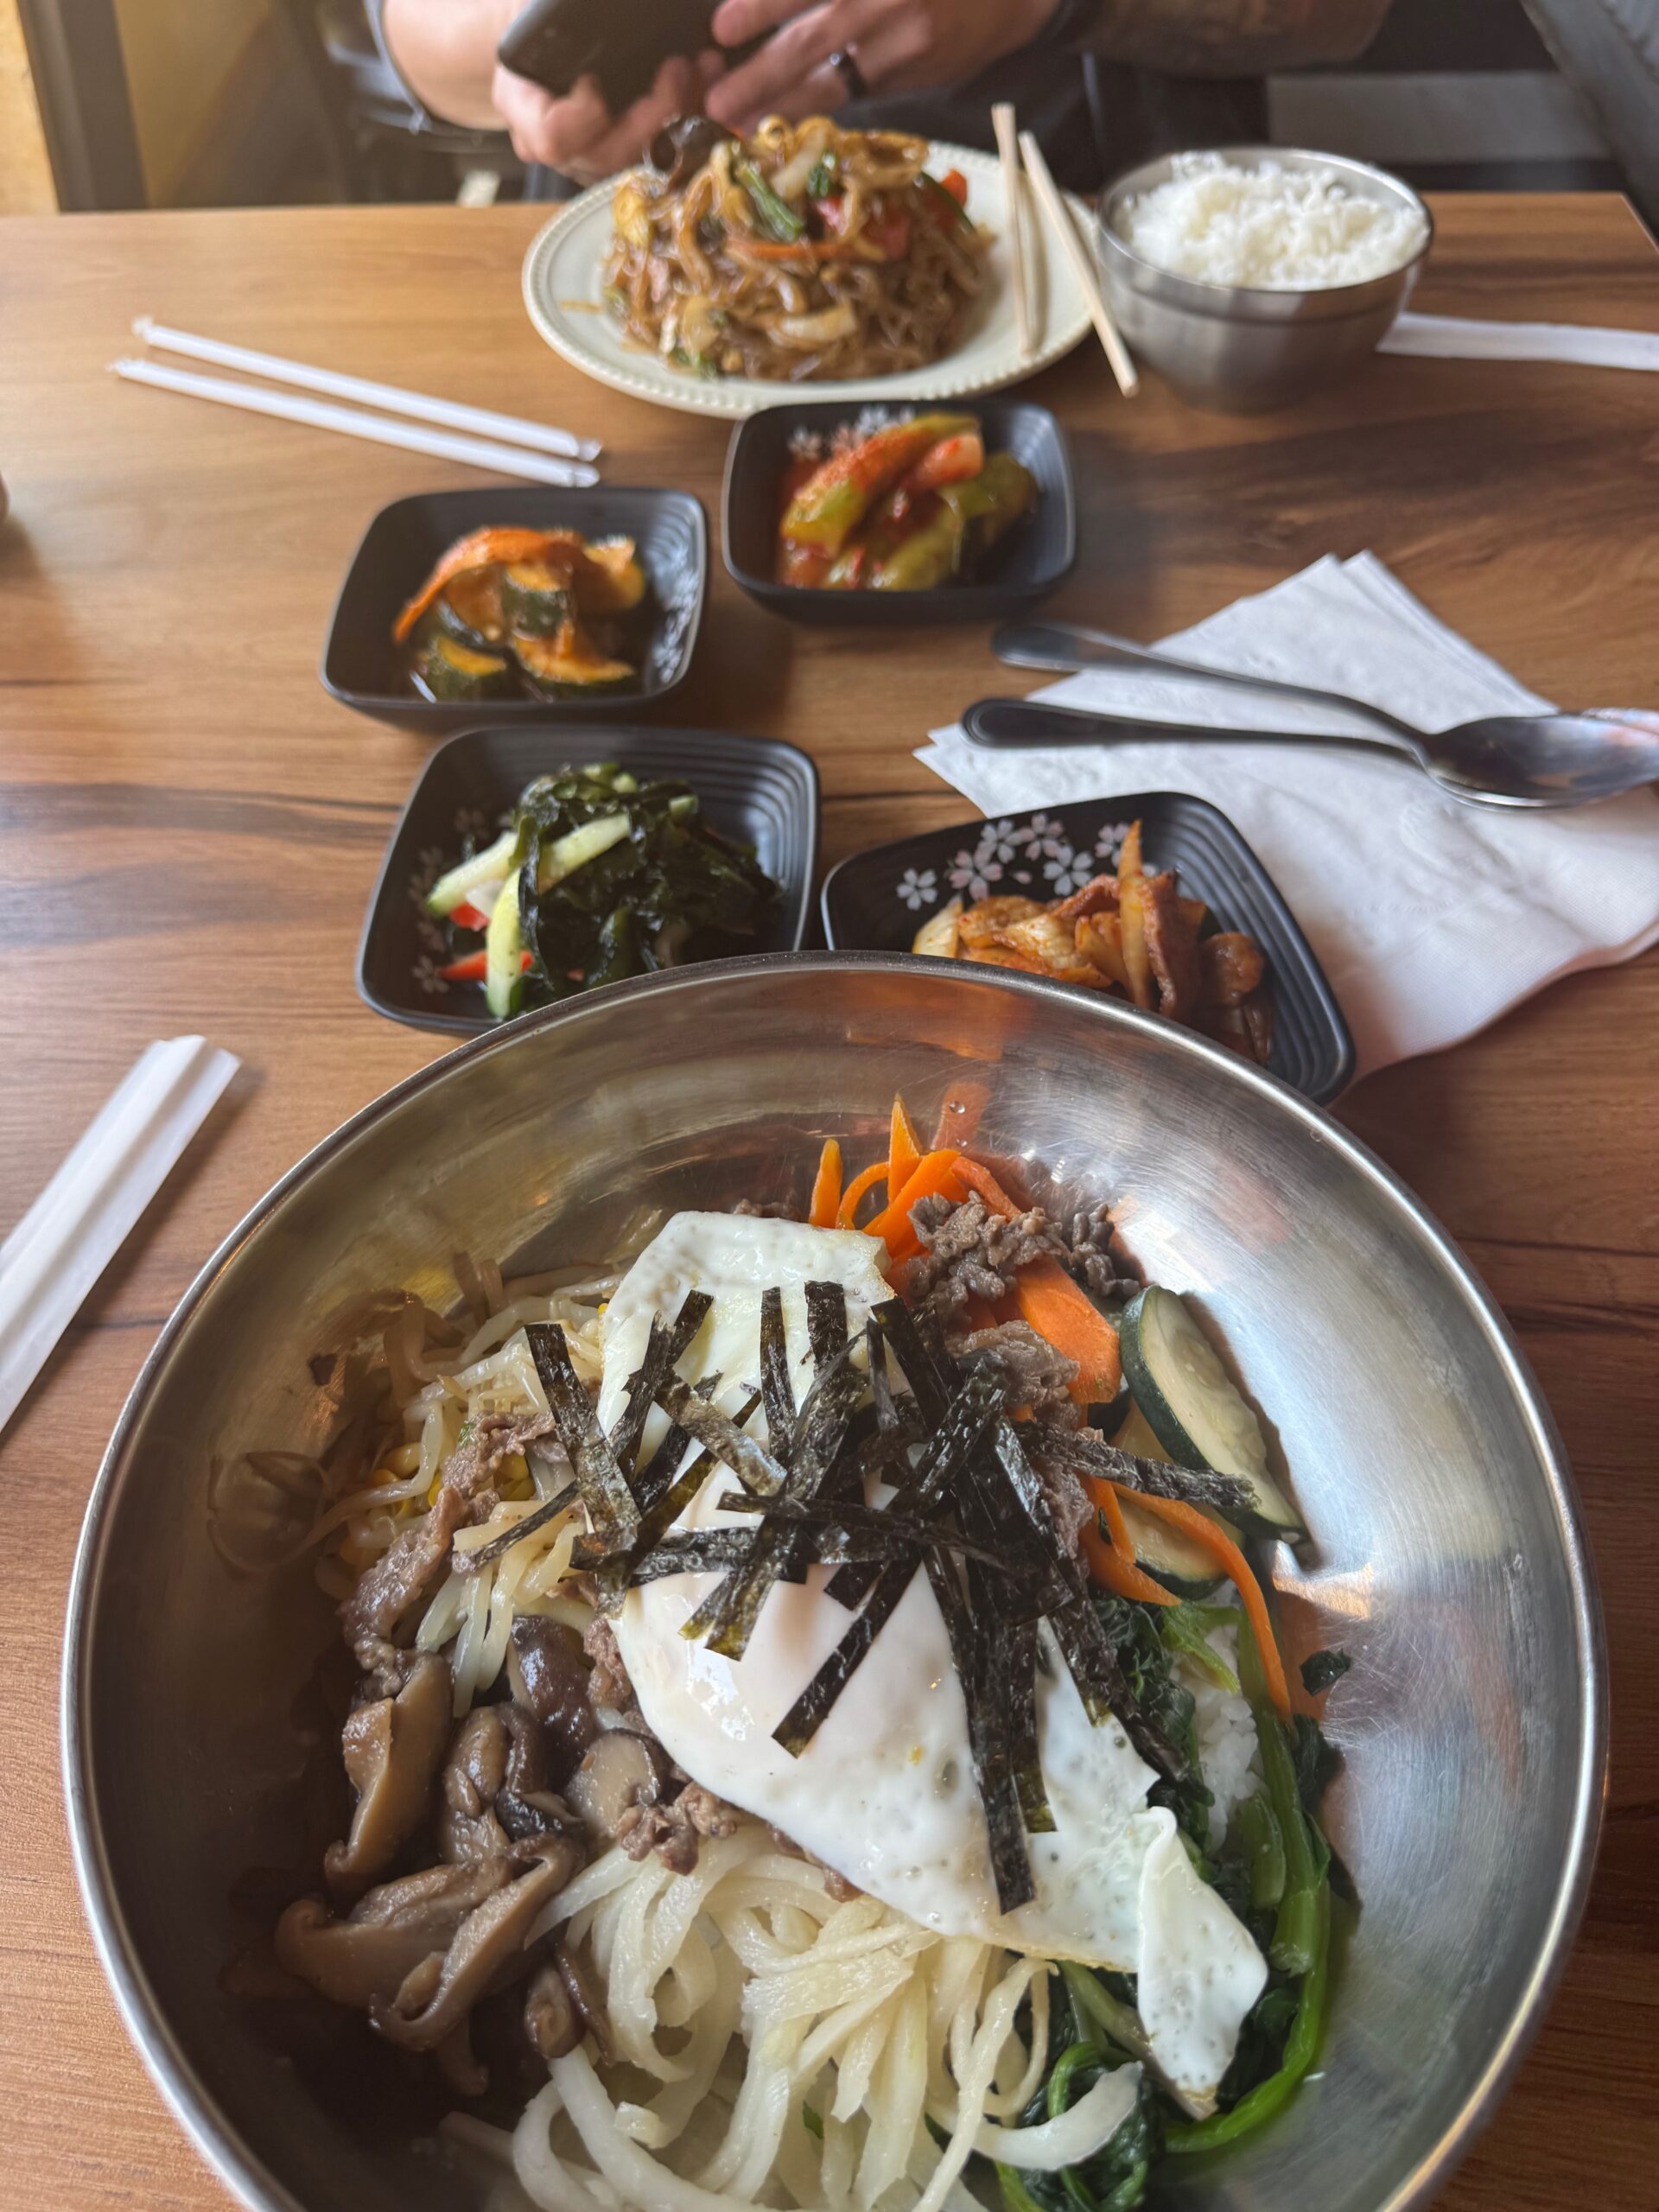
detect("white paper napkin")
[918,554,1659,1077]
[1380,312,1659,373]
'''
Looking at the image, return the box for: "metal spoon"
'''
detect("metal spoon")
[986,619,1659,810]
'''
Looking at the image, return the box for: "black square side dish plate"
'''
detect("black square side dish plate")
[322,486,708,734]
[723,398,1075,626]
[822,792,1354,1103]
[360,726,818,1035]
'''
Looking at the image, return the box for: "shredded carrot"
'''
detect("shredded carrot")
[953,1156,1017,1218]
[1111,1488,1292,1718]
[836,1160,889,1230]
[864,1148,967,1259]
[808,1138,842,1230]
[888,1096,923,1202]
[1081,1507,1177,1606]
[953,1157,1122,1402]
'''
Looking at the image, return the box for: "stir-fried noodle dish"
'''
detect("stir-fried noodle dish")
[229,1097,1350,2212]
[604,118,988,383]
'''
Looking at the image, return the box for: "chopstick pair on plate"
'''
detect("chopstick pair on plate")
[991,105,1138,398]
[111,319,602,486]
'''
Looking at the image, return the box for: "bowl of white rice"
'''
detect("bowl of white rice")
[1096,146,1432,413]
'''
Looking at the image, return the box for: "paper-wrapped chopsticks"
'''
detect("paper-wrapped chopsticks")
[132,319,601,461]
[114,317,602,486]
[0,1036,238,1440]
[112,359,601,486]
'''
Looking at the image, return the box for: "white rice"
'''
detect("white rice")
[1116,152,1426,289]
[1178,1615,1261,1847]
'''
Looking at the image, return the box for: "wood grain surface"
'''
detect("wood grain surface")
[1,194,1656,2210]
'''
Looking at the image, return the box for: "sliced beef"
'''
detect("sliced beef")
[581,1615,638,1719]
[905,1191,1140,1323]
[339,1407,557,1655]
[947,1319,1080,1425]
[617,1783,739,1874]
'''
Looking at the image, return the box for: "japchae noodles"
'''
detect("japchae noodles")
[604,117,988,382]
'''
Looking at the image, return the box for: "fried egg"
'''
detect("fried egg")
[601,1211,1266,2113]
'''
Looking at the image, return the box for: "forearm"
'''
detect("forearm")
[379,0,519,127]
[1077,0,1392,74]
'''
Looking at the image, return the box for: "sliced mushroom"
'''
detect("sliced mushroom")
[556,1935,612,2064]
[439,1701,582,1865]
[274,1857,510,2011]
[510,1617,600,1784]
[524,1956,580,2065]
[323,1652,452,1902]
[563,1728,670,1845]
[371,1836,582,2055]
[438,1707,514,1866]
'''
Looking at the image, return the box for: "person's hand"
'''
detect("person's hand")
[492,48,725,182]
[705,0,1060,132]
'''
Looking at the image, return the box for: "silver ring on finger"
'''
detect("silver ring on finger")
[829,47,868,100]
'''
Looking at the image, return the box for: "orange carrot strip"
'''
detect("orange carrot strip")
[1081,1512,1177,1606]
[1014,1263,1122,1404]
[888,1096,923,1201]
[836,1160,889,1230]
[808,1139,842,1230]
[952,1155,1018,1217]
[864,1149,967,1258]
[954,1157,1122,1402]
[1112,1488,1292,1719]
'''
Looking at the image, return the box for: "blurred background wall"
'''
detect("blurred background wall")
[1,0,1656,226]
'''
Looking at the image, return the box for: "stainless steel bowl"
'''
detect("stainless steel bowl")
[64,954,1603,2212]
[1096,146,1433,413]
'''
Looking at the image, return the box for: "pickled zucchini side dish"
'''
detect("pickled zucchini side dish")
[425,762,779,1018]
[776,413,1037,592]
[392,527,646,702]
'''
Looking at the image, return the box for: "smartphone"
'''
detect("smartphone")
[498,0,760,114]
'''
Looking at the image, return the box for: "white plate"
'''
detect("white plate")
[522,143,1094,420]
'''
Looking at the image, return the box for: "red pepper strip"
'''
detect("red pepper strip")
[450,899,492,931]
[440,949,532,983]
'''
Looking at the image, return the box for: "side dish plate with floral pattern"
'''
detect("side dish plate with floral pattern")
[821,792,1354,1103]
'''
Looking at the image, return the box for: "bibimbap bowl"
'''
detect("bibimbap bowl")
[65,954,1601,2212]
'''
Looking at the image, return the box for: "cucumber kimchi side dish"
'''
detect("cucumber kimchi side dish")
[226,1101,1349,2212]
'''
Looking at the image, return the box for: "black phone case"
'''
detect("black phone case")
[498,0,724,113]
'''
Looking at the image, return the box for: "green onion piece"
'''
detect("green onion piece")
[1164,1887,1330,2153]
[735,157,804,240]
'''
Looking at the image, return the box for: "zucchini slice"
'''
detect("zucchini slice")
[416,631,512,702]
[1119,1286,1305,1539]
[1110,1402,1225,1595]
[499,558,575,638]
[513,622,635,698]
[576,537,647,614]
[436,566,507,650]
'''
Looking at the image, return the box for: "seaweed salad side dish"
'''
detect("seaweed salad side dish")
[232,1093,1352,2212]
[426,763,779,1016]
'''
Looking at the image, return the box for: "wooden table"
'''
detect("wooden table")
[1,194,1656,2209]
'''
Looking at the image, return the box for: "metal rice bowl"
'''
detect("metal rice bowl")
[63,953,1604,2212]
